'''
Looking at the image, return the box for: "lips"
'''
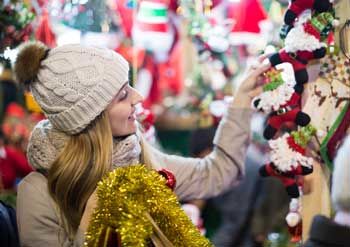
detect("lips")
[128,110,136,121]
[128,114,136,121]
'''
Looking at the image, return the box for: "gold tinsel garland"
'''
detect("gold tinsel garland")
[84,165,213,247]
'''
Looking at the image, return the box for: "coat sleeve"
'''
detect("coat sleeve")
[143,106,253,201]
[17,172,84,247]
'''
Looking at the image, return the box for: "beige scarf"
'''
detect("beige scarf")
[27,119,141,171]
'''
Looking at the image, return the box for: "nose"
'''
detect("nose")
[130,87,144,106]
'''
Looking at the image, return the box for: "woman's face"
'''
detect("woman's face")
[107,83,143,137]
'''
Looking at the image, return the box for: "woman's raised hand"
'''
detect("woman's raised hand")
[232,56,271,108]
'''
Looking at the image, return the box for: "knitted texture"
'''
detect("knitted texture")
[27,120,141,171]
[32,44,129,134]
[27,120,68,170]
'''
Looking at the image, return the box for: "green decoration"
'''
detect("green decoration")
[291,125,317,148]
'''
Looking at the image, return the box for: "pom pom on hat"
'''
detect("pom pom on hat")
[14,41,49,85]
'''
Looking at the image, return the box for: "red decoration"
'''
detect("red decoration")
[260,162,313,198]
[116,0,135,38]
[284,0,332,26]
[157,42,183,95]
[288,218,303,243]
[264,92,311,140]
[115,44,146,69]
[287,136,306,155]
[227,0,267,33]
[270,49,327,85]
[137,108,155,131]
[5,102,25,119]
[303,22,321,40]
[158,168,176,191]
[35,9,56,48]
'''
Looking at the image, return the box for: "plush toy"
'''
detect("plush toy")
[284,0,333,26]
[259,125,316,198]
[263,88,311,139]
[270,11,337,85]
[252,66,311,139]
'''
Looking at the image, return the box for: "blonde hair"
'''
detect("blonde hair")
[332,135,350,212]
[48,111,112,236]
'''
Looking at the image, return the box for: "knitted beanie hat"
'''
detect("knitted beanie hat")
[14,42,129,135]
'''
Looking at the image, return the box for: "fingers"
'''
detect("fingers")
[257,54,270,63]
[251,62,271,77]
[248,54,270,71]
[248,86,264,98]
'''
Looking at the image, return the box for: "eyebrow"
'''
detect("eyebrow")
[118,82,128,93]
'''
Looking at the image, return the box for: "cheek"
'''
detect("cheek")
[108,104,131,130]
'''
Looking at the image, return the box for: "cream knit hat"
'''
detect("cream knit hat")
[14,42,129,134]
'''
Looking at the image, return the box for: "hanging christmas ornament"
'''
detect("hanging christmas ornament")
[227,0,267,34]
[116,0,136,37]
[283,0,333,27]
[286,197,303,243]
[252,63,311,139]
[158,168,176,190]
[132,0,175,62]
[270,11,338,86]
[35,8,56,48]
[259,124,317,198]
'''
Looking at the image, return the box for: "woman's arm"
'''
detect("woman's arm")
[142,62,269,201]
[143,105,252,201]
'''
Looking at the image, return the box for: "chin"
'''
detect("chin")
[124,123,137,136]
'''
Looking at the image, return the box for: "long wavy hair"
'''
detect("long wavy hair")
[48,111,112,237]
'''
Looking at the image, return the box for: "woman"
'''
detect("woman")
[14,42,269,246]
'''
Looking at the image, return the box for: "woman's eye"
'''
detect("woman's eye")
[119,90,128,101]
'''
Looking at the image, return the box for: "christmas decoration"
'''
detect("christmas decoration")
[0,2,35,52]
[283,0,333,27]
[269,11,337,86]
[303,54,350,170]
[286,197,303,243]
[136,105,158,145]
[2,103,44,145]
[259,125,316,198]
[84,165,213,247]
[35,8,56,48]
[132,0,175,62]
[252,65,311,139]
[116,0,136,38]
[227,0,267,34]
[157,168,177,190]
